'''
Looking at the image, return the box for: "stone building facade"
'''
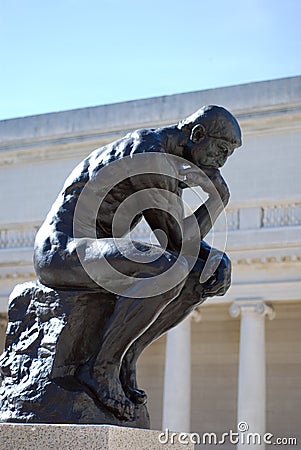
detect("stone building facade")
[0,76,300,448]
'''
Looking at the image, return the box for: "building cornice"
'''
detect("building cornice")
[0,76,300,167]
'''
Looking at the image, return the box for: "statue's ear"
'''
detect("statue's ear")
[190,124,206,143]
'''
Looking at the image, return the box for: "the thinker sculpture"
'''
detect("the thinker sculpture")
[0,105,241,428]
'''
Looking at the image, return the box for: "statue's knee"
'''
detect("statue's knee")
[36,266,58,288]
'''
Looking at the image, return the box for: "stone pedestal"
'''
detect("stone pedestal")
[0,424,195,449]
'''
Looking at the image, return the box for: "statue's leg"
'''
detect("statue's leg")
[36,235,230,418]
[55,237,189,420]
[77,278,186,419]
[120,264,204,404]
[120,245,231,403]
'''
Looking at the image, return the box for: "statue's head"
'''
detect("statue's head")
[178,105,242,169]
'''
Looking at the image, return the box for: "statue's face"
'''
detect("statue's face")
[188,136,236,170]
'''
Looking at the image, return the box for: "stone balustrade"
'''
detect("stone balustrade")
[1,201,300,250]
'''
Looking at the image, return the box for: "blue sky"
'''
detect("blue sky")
[1,0,300,120]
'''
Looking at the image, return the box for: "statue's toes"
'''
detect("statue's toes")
[106,397,135,421]
[123,398,135,420]
[128,388,147,405]
[105,397,124,418]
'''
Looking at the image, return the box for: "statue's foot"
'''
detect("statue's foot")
[120,360,147,405]
[76,363,135,421]
[127,387,147,405]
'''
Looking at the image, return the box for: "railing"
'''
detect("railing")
[0,223,40,249]
[1,202,301,249]
[262,203,301,228]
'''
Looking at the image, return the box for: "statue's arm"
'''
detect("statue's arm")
[129,143,185,253]
[141,169,229,254]
[180,168,232,296]
[142,185,185,253]
[181,168,230,240]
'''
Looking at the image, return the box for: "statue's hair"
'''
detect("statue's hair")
[178,105,242,147]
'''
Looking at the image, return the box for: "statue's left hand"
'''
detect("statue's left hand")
[200,252,231,298]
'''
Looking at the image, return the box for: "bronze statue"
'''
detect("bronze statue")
[0,105,241,427]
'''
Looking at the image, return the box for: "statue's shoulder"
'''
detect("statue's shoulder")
[132,128,162,148]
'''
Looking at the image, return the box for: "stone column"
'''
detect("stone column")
[229,301,275,449]
[162,310,201,432]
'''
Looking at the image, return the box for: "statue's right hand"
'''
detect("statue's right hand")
[179,166,217,194]
[179,166,230,204]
